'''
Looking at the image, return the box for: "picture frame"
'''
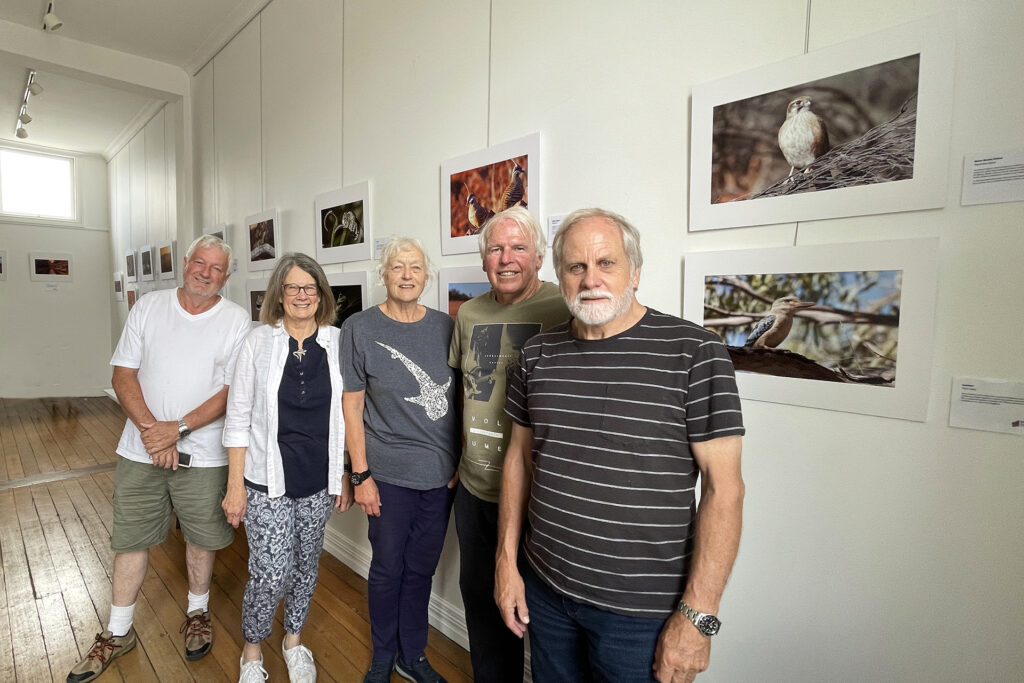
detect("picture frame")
[315,182,372,265]
[124,248,137,283]
[682,238,938,422]
[157,240,176,280]
[29,251,73,282]
[113,271,124,301]
[438,266,490,320]
[245,209,280,272]
[0,250,6,281]
[245,277,270,324]
[326,270,370,329]
[210,223,228,242]
[441,132,540,255]
[688,13,954,231]
[139,244,155,281]
[126,287,137,310]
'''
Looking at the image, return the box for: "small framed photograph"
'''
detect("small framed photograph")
[0,250,6,281]
[441,132,540,255]
[139,244,155,281]
[326,271,370,329]
[315,182,372,265]
[246,278,270,324]
[113,271,124,301]
[124,248,137,283]
[245,209,280,272]
[210,223,228,242]
[126,288,137,310]
[29,251,72,282]
[438,266,490,320]
[157,241,176,280]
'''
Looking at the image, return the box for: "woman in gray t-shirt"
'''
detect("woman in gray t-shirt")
[340,236,459,683]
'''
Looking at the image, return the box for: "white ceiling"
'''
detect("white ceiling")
[0,0,268,156]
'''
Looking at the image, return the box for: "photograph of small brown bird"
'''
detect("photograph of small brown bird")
[501,162,525,209]
[778,96,830,178]
[466,193,495,234]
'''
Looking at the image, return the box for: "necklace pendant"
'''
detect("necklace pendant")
[292,347,307,362]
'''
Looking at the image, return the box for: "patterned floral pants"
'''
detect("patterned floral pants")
[241,487,334,643]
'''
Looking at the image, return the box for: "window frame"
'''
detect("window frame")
[0,145,79,225]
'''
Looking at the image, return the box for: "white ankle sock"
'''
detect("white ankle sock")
[107,604,135,637]
[187,590,210,614]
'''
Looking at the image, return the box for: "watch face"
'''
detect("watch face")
[696,614,721,636]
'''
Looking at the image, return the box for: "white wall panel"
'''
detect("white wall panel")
[145,110,168,241]
[128,134,147,244]
[192,62,217,236]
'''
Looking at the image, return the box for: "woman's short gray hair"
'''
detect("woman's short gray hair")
[185,234,232,263]
[377,236,434,287]
[552,208,643,275]
[477,206,547,259]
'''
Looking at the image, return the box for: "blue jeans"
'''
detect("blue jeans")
[367,480,454,662]
[523,564,668,683]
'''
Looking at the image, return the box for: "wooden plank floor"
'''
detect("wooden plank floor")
[0,398,473,682]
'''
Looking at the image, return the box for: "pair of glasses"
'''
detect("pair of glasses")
[283,284,319,296]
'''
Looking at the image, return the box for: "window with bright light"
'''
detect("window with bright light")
[0,148,75,220]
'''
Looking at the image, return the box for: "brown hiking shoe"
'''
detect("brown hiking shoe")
[66,627,137,682]
[180,609,213,661]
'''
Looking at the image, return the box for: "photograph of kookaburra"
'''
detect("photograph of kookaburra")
[710,53,920,203]
[449,155,528,237]
[702,270,903,386]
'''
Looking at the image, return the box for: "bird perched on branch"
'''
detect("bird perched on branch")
[744,296,815,349]
[501,162,525,209]
[778,96,830,178]
[466,193,495,234]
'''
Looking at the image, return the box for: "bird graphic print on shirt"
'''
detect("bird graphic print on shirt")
[375,342,451,421]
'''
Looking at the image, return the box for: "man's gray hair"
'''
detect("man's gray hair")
[477,205,547,259]
[552,208,643,275]
[185,234,233,263]
[376,235,434,287]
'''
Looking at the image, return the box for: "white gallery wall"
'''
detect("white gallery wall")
[0,152,112,397]
[189,0,1023,680]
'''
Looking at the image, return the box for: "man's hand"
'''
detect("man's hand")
[222,485,247,528]
[494,560,529,638]
[139,420,179,455]
[335,477,355,512]
[653,612,710,683]
[150,444,179,470]
[355,477,381,517]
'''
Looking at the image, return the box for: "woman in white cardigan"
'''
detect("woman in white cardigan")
[222,252,353,683]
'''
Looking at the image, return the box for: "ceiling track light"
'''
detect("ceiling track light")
[16,124,28,139]
[43,2,63,31]
[14,70,41,138]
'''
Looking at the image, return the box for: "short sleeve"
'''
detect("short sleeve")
[684,339,745,442]
[110,299,147,369]
[339,316,366,392]
[504,348,531,428]
[448,312,463,369]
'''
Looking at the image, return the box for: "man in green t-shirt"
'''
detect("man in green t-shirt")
[448,206,569,682]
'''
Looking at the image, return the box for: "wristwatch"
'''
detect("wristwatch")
[350,469,372,486]
[177,419,192,439]
[678,600,721,637]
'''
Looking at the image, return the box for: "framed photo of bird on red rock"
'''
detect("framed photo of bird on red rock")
[440,132,540,255]
[688,14,953,231]
[682,238,938,421]
[315,181,371,265]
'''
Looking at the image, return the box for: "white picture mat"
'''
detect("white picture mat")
[29,251,73,282]
[157,240,176,280]
[326,270,371,325]
[244,208,281,272]
[315,181,372,264]
[139,244,155,281]
[441,132,541,255]
[124,248,137,283]
[688,13,954,231]
[437,265,490,313]
[682,238,939,422]
[245,277,270,325]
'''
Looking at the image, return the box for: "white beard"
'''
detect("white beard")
[568,288,633,327]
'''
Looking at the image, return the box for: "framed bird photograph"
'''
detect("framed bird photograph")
[124,248,137,283]
[326,270,370,329]
[113,271,124,301]
[440,132,540,255]
[29,251,73,282]
[688,14,953,231]
[315,182,372,265]
[245,277,270,325]
[139,244,155,282]
[438,266,491,320]
[682,238,938,421]
[245,209,280,272]
[157,240,176,280]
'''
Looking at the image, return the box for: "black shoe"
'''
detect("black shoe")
[395,652,447,683]
[364,657,395,683]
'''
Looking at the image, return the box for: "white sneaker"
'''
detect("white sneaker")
[282,638,317,683]
[239,653,269,683]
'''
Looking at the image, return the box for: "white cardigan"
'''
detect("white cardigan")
[223,323,345,498]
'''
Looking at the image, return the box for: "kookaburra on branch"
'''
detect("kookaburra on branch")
[744,296,815,349]
[778,96,830,178]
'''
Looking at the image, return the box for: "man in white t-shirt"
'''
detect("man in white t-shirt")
[68,235,251,683]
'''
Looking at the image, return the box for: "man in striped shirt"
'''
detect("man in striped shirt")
[495,208,745,683]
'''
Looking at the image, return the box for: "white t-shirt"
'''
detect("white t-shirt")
[111,288,252,467]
